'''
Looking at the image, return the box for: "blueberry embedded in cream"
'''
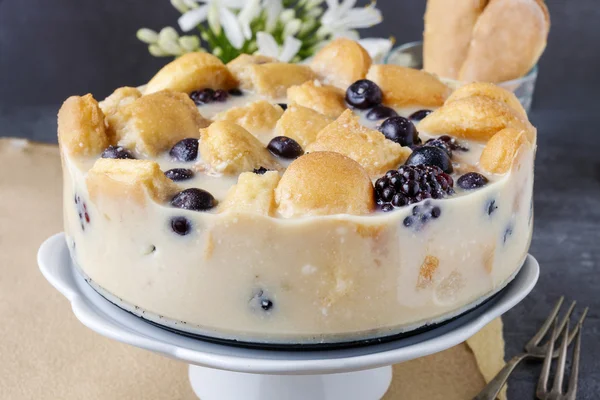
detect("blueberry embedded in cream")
[365,105,398,121]
[405,146,454,174]
[170,216,192,236]
[424,135,469,158]
[409,109,432,121]
[345,79,383,109]
[164,168,195,182]
[458,172,489,190]
[169,138,199,162]
[101,145,135,160]
[267,136,304,159]
[171,188,217,211]
[378,116,421,147]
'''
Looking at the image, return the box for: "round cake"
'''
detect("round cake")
[58,38,536,344]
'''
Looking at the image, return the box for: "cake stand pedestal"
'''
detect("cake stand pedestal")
[38,234,538,400]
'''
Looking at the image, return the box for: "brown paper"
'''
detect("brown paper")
[0,138,506,399]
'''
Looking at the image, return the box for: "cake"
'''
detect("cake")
[58,38,536,344]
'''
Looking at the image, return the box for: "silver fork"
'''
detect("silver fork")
[473,297,588,400]
[536,317,584,399]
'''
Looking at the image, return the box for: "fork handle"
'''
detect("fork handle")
[472,353,529,400]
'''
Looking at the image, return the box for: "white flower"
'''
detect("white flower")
[256,32,302,62]
[238,0,261,40]
[177,0,246,49]
[263,0,283,32]
[320,0,382,38]
[358,37,394,63]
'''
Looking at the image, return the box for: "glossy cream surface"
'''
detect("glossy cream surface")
[63,93,534,343]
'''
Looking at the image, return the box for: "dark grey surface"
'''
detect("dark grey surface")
[1,1,599,399]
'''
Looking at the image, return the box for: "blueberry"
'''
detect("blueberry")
[366,105,398,121]
[164,168,194,181]
[267,136,304,159]
[190,88,215,105]
[345,79,383,109]
[261,299,274,311]
[253,167,269,175]
[169,138,199,162]
[171,188,217,211]
[228,88,243,96]
[171,216,192,236]
[405,146,453,174]
[457,172,489,190]
[213,89,228,102]
[278,103,288,110]
[409,109,432,121]
[101,145,135,159]
[378,117,420,147]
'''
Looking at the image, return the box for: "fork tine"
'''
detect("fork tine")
[536,317,558,397]
[567,307,589,346]
[555,301,576,339]
[526,296,564,349]
[551,319,570,394]
[566,317,584,400]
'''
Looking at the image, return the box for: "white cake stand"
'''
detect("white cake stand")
[38,233,538,400]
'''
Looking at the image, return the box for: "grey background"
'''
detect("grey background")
[1,1,599,399]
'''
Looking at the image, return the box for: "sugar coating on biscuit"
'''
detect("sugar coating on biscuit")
[311,38,372,89]
[220,171,280,216]
[286,81,347,118]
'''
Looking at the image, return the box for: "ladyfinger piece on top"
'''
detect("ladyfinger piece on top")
[220,171,280,216]
[198,121,279,175]
[286,81,347,118]
[306,110,411,177]
[275,104,333,147]
[366,65,451,107]
[418,95,533,142]
[311,38,372,89]
[479,127,531,174]
[57,94,110,156]
[87,159,179,206]
[145,52,236,94]
[109,90,209,157]
[276,152,375,217]
[214,100,284,140]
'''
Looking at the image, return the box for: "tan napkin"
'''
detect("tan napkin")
[0,138,506,399]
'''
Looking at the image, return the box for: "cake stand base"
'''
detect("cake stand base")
[188,365,392,400]
[38,233,539,400]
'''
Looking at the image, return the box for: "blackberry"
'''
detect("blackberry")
[374,165,454,210]
[213,89,228,102]
[424,135,468,158]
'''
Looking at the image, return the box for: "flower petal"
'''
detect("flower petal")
[263,0,283,32]
[256,31,280,58]
[220,6,245,49]
[358,37,393,63]
[279,35,302,62]
[238,0,261,39]
[207,2,221,34]
[178,5,209,31]
[330,5,382,30]
[338,0,357,16]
